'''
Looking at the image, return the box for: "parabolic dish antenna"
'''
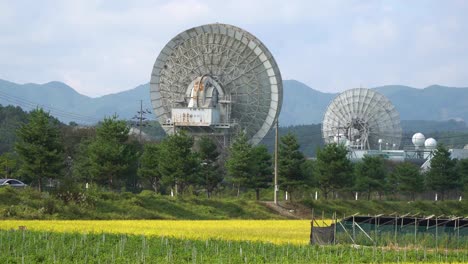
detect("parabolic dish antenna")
[322,88,402,150]
[150,23,282,145]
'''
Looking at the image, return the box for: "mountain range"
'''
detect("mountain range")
[1,78,467,126]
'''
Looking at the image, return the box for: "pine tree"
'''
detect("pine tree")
[301,159,317,188]
[138,143,162,193]
[158,131,198,196]
[457,159,468,194]
[197,136,222,198]
[87,116,137,189]
[249,145,273,200]
[0,152,19,178]
[226,132,253,197]
[314,143,352,199]
[426,144,458,200]
[354,155,386,200]
[278,133,305,199]
[0,105,29,153]
[15,108,64,191]
[390,162,424,200]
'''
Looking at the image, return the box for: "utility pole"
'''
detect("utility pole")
[139,100,143,142]
[274,119,279,205]
[132,100,151,193]
[132,100,152,143]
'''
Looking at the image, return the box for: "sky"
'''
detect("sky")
[1,0,468,97]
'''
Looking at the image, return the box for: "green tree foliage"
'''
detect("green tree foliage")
[158,131,198,196]
[71,139,93,184]
[138,143,162,193]
[0,152,19,178]
[388,162,424,200]
[226,133,273,200]
[0,105,29,154]
[226,132,253,197]
[260,124,324,157]
[301,159,317,188]
[123,139,144,191]
[456,159,468,193]
[197,136,222,198]
[314,143,352,199]
[354,155,387,200]
[278,133,305,198]
[86,116,137,189]
[426,144,458,199]
[15,108,64,191]
[249,145,273,200]
[60,125,96,158]
[59,126,97,192]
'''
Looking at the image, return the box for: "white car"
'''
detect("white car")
[0,179,27,188]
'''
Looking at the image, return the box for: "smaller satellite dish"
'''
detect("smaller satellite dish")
[425,138,437,149]
[322,88,402,150]
[412,133,425,147]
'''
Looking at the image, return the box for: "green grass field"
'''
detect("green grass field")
[2,186,468,263]
[2,187,468,220]
[1,230,467,263]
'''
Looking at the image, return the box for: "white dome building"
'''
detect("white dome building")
[424,138,437,149]
[412,133,425,148]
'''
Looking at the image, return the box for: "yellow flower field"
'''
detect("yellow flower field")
[0,219,332,245]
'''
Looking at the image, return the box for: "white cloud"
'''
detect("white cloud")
[160,0,209,22]
[410,63,468,88]
[0,1,14,25]
[412,23,457,57]
[351,18,398,50]
[1,0,468,96]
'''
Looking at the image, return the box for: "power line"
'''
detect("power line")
[0,91,100,122]
[131,99,152,142]
[0,90,101,123]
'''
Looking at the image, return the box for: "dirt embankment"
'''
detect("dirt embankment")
[262,201,313,219]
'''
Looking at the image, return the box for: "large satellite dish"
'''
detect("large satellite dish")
[322,88,402,150]
[150,23,282,145]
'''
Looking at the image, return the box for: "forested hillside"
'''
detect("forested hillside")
[0,105,29,153]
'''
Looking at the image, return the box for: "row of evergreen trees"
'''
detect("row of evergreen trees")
[318,143,468,200]
[3,108,468,200]
[4,108,274,198]
[228,133,468,201]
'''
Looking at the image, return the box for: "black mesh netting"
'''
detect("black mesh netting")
[310,224,335,245]
[310,216,468,247]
